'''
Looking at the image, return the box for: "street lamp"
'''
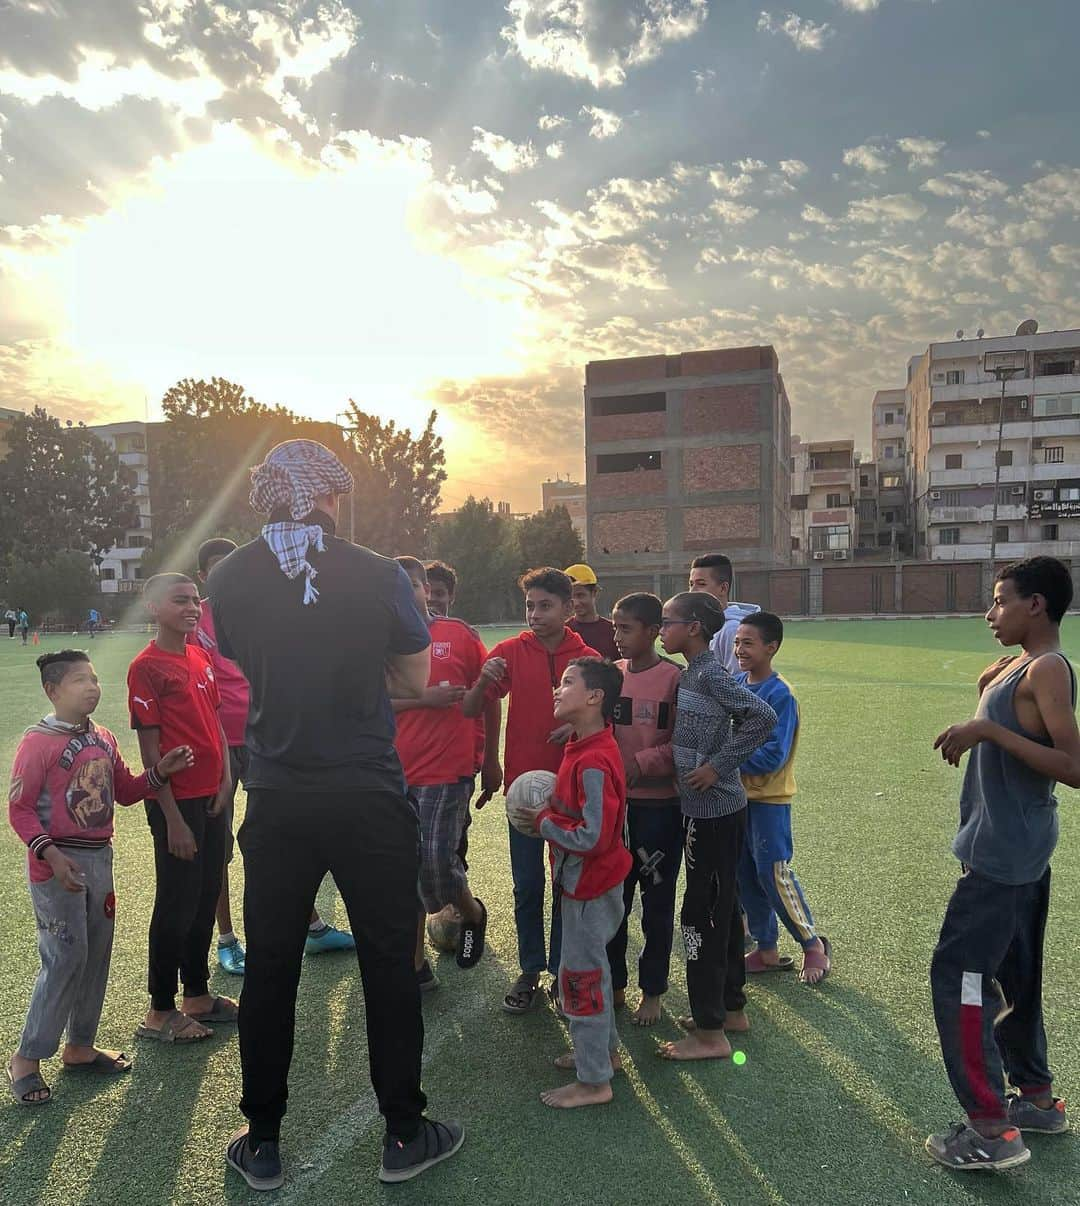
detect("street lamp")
[335,409,357,543]
[983,341,1030,569]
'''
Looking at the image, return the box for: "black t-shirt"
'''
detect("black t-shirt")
[208,526,430,792]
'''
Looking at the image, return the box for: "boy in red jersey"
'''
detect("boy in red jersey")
[7,650,192,1105]
[128,573,234,1044]
[463,568,599,1014]
[531,657,630,1109]
[393,559,500,983]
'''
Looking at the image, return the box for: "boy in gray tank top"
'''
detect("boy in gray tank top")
[926,557,1080,1173]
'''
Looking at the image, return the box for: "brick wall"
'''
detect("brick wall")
[681,386,760,434]
[678,347,771,375]
[586,355,667,387]
[591,468,666,498]
[594,509,668,553]
[682,504,760,549]
[683,444,760,493]
[590,411,666,443]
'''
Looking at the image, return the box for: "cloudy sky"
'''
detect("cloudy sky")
[1,0,1078,510]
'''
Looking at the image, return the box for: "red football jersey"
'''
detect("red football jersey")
[395,617,487,787]
[127,642,224,799]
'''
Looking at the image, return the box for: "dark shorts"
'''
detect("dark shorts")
[224,746,249,863]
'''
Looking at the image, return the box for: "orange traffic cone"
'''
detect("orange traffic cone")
[31,631,40,646]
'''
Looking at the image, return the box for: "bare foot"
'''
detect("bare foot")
[678,1011,748,1033]
[8,1054,49,1102]
[631,995,662,1026]
[799,939,829,985]
[553,1051,622,1072]
[541,1080,614,1108]
[658,1029,732,1061]
[613,988,626,1009]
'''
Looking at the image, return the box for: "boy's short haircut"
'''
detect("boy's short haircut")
[690,553,733,587]
[613,592,662,628]
[667,591,726,640]
[518,567,573,602]
[37,649,90,688]
[395,556,428,582]
[740,610,784,650]
[997,557,1073,625]
[197,538,238,574]
[569,656,624,721]
[144,572,195,600]
[425,560,457,595]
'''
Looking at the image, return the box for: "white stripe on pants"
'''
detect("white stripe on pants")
[18,846,115,1059]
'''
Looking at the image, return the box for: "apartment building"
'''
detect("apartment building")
[89,420,155,593]
[585,346,791,598]
[907,327,1080,562]
[541,477,587,550]
[853,388,910,557]
[790,437,858,564]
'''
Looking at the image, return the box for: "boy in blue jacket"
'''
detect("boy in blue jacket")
[733,613,830,985]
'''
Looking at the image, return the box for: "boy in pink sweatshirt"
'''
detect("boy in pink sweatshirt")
[606,593,683,1026]
[6,650,192,1106]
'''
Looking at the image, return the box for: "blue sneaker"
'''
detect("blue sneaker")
[218,938,246,976]
[304,924,356,955]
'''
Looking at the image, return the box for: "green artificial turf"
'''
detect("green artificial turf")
[1,621,1079,1205]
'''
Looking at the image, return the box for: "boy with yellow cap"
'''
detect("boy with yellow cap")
[564,564,619,661]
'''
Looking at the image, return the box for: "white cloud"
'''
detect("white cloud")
[537,113,569,131]
[1016,168,1080,219]
[801,204,837,230]
[757,11,834,51]
[897,136,945,169]
[922,170,1009,201]
[693,68,716,93]
[837,0,880,9]
[842,142,890,173]
[708,166,755,196]
[711,199,759,225]
[580,105,623,139]
[780,158,809,178]
[545,141,565,159]
[1049,243,1080,270]
[502,0,709,88]
[944,208,1049,248]
[845,193,928,223]
[976,129,991,139]
[470,126,539,172]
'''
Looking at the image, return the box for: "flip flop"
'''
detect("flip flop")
[135,1011,214,1044]
[62,1050,133,1074]
[456,898,487,970]
[7,1062,51,1106]
[502,975,541,1014]
[745,949,795,974]
[800,936,832,985]
[184,996,239,1024]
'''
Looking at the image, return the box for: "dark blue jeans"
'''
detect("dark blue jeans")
[508,823,561,976]
[607,801,683,997]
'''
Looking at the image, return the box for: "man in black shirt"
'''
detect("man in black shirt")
[211,439,464,1189]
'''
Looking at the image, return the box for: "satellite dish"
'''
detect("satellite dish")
[1015,318,1039,336]
[976,328,985,339]
[955,329,964,340]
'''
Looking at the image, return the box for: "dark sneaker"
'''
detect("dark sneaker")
[1008,1095,1069,1134]
[380,1118,464,1184]
[417,960,440,993]
[925,1123,1030,1171]
[226,1126,284,1191]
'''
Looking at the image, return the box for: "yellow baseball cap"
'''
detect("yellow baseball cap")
[564,563,598,585]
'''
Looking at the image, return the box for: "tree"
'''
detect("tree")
[0,408,136,565]
[427,497,520,623]
[514,505,585,575]
[340,402,447,554]
[0,551,99,626]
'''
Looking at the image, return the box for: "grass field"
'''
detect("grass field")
[2,619,1079,1206]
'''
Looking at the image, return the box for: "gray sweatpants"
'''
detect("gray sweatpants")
[18,846,116,1060]
[558,885,625,1085]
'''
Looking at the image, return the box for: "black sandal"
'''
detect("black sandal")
[456,898,487,970]
[502,974,540,1014]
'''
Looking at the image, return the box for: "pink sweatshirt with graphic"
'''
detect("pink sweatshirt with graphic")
[613,657,681,804]
[8,718,154,883]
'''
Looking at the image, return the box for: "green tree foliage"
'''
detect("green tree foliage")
[0,551,99,626]
[514,505,584,576]
[0,408,136,564]
[427,497,520,623]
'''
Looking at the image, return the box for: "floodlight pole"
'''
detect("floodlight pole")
[986,364,1024,569]
[335,410,357,544]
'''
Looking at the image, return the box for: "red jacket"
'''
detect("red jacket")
[539,727,631,901]
[483,628,599,787]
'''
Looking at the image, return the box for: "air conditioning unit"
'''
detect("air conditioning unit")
[833,550,848,560]
[930,490,942,500]
[1011,487,1025,496]
[812,551,826,560]
[1034,489,1053,502]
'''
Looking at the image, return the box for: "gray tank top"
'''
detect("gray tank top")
[953,652,1077,884]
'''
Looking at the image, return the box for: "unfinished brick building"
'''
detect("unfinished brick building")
[584,346,792,601]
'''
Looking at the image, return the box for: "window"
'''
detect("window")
[946,369,965,385]
[1037,360,1073,377]
[1044,446,1065,464]
[127,535,151,548]
[1042,524,1059,541]
[595,450,661,473]
[940,528,961,545]
[791,494,808,511]
[994,525,1009,543]
[884,445,895,460]
[858,500,876,522]
[884,411,894,425]
[996,450,1013,467]
[860,473,870,487]
[877,532,892,547]
[591,392,666,417]
[882,474,902,488]
[883,510,896,524]
[943,490,963,507]
[997,486,1019,504]
[1061,487,1080,502]
[133,567,146,580]
[791,536,800,551]
[826,493,844,508]
[827,525,850,550]
[790,457,796,472]
[1034,393,1080,418]
[945,454,963,469]
[99,567,116,581]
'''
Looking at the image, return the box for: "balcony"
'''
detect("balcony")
[932,540,1080,563]
[929,417,1080,445]
[927,504,1027,524]
[928,463,1078,487]
[808,506,856,527]
[808,468,856,488]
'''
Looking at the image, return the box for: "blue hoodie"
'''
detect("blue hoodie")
[709,601,762,674]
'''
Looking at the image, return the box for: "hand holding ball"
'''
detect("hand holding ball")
[505,770,556,836]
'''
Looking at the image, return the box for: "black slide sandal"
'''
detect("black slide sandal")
[456,898,487,969]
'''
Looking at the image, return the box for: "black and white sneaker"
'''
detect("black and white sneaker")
[226,1125,285,1191]
[1008,1095,1069,1134]
[925,1122,1030,1171]
[456,898,487,969]
[379,1118,465,1184]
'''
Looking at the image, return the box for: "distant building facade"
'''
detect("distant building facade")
[89,420,156,593]
[790,437,858,565]
[541,477,587,551]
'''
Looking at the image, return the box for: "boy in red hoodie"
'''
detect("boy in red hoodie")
[532,657,630,1109]
[462,567,598,1014]
[7,651,192,1105]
